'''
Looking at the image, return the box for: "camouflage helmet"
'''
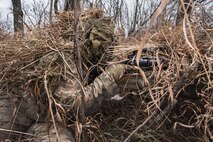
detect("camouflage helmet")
[82,15,116,65]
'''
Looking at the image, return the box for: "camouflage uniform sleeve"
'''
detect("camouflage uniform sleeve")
[62,64,138,114]
[79,66,120,113]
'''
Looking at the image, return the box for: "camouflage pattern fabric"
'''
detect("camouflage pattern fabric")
[81,17,116,64]
[26,123,74,142]
[0,10,148,141]
[0,64,146,141]
[0,97,41,140]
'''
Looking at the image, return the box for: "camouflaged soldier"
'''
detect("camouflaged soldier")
[0,9,145,142]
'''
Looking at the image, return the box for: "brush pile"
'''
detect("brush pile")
[0,8,212,142]
[99,24,212,142]
[0,8,107,90]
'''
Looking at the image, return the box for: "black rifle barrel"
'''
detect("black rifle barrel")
[124,57,164,68]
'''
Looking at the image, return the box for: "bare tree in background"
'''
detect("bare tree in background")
[49,0,53,24]
[0,13,13,32]
[49,0,59,25]
[64,0,81,11]
[12,0,24,34]
[54,0,59,14]
[176,0,193,25]
[22,0,49,28]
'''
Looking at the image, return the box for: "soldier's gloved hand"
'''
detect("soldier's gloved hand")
[106,64,151,92]
[117,74,146,91]
[106,64,137,81]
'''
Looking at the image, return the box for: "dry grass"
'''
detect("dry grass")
[97,20,212,141]
[0,8,212,142]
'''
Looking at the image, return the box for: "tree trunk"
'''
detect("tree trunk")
[49,0,53,24]
[64,0,81,11]
[176,0,192,25]
[11,0,24,34]
[54,0,59,14]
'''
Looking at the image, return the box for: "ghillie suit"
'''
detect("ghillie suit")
[0,9,145,141]
[1,7,212,142]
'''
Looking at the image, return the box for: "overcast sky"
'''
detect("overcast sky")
[0,0,135,18]
[0,0,134,31]
[0,0,11,18]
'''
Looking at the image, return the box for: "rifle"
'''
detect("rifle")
[124,49,168,69]
[118,47,169,92]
